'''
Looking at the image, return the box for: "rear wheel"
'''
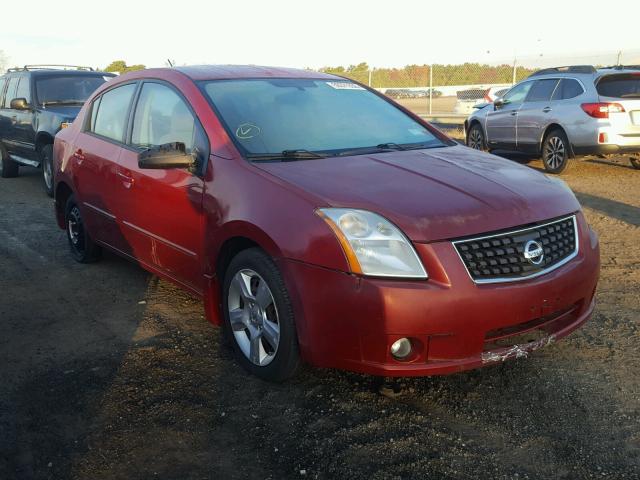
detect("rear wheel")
[0,146,19,178]
[41,144,54,197]
[630,156,640,170]
[222,248,300,382]
[65,195,102,263]
[467,124,487,151]
[542,129,571,174]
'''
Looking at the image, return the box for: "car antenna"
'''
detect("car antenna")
[167,59,174,67]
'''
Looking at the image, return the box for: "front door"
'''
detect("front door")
[114,81,206,293]
[486,80,533,148]
[516,78,559,149]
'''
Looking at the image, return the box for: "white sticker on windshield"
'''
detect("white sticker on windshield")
[326,81,365,90]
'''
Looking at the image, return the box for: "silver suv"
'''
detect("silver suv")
[464,65,640,173]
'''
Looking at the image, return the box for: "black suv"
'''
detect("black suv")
[0,65,115,195]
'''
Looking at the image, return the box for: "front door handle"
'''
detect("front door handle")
[542,107,552,113]
[117,170,135,188]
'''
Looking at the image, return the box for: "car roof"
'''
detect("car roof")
[174,64,340,81]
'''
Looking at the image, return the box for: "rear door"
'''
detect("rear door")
[486,80,532,147]
[73,82,138,250]
[113,81,206,293]
[516,78,559,149]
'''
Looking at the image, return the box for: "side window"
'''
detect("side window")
[131,83,196,151]
[91,83,137,142]
[3,77,19,108]
[552,79,584,101]
[15,76,31,103]
[525,79,559,103]
[88,96,102,131]
[502,81,533,105]
[0,78,6,107]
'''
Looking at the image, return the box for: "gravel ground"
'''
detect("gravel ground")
[0,155,639,480]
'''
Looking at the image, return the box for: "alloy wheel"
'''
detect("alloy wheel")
[544,136,565,170]
[227,269,280,366]
[43,153,53,191]
[468,128,484,150]
[67,206,85,253]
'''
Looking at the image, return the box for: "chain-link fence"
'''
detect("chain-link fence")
[318,49,640,130]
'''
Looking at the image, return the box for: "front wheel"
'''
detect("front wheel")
[222,248,300,382]
[41,144,54,197]
[65,195,102,263]
[466,124,487,151]
[542,129,571,174]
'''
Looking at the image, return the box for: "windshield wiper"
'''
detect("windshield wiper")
[246,149,329,162]
[376,142,407,151]
[42,100,84,107]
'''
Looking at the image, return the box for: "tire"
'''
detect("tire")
[222,248,300,382]
[0,146,19,178]
[64,194,102,263]
[542,129,571,174]
[630,157,640,170]
[41,144,54,197]
[466,123,487,151]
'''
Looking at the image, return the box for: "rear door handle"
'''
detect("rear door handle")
[73,150,85,162]
[117,170,135,188]
[542,107,552,113]
[510,111,518,116]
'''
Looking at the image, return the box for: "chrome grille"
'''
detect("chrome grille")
[453,215,578,283]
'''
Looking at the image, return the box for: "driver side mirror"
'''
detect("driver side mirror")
[138,142,195,170]
[10,98,29,110]
[493,98,505,110]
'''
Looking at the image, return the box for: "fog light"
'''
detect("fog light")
[390,338,412,359]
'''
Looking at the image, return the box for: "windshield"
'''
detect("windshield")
[201,78,446,158]
[35,75,112,106]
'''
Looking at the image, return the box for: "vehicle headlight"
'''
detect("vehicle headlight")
[316,208,427,279]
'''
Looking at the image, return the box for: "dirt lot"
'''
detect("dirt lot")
[1,155,639,480]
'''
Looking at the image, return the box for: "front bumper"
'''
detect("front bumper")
[283,212,600,377]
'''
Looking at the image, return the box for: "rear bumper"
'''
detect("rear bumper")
[283,213,600,377]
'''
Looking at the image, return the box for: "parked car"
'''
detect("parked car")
[465,65,640,173]
[454,86,509,115]
[385,88,441,99]
[53,65,600,381]
[0,65,115,195]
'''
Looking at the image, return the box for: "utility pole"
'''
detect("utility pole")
[429,64,433,115]
[368,68,372,87]
[512,58,517,85]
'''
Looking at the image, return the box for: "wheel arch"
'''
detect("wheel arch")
[35,132,55,154]
[54,181,74,229]
[540,123,575,158]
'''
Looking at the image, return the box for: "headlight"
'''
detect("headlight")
[317,208,427,279]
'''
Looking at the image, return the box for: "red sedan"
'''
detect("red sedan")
[53,66,600,381]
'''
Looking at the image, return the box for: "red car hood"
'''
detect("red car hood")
[256,145,581,242]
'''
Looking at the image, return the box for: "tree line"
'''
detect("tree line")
[320,62,536,87]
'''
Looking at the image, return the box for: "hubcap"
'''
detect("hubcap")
[43,154,53,189]
[67,206,84,251]
[228,269,280,366]
[544,136,565,169]
[469,128,483,150]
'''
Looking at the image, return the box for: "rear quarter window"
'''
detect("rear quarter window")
[551,79,584,100]
[597,73,640,98]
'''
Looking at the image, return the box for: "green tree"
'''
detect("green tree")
[104,60,145,74]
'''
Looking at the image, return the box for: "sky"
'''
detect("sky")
[1,0,639,71]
